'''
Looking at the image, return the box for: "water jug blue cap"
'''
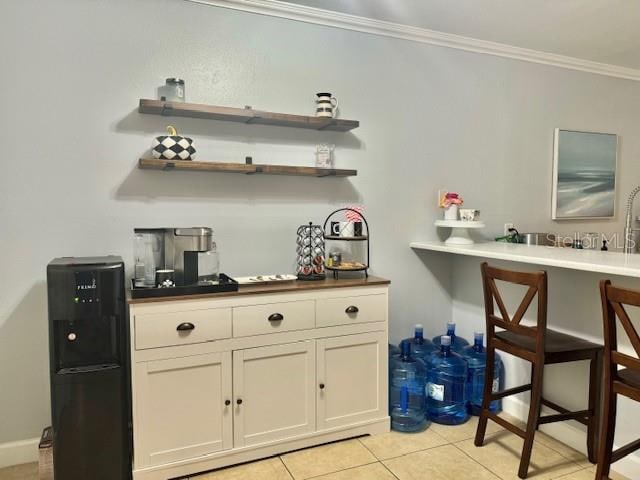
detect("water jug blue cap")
[474,331,484,340]
[447,321,456,329]
[441,335,451,346]
[400,339,411,356]
[414,324,424,340]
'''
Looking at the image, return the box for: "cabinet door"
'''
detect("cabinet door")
[317,331,387,430]
[135,352,232,467]
[233,341,315,448]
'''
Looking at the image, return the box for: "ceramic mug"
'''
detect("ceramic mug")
[155,269,175,288]
[339,221,355,237]
[316,92,338,118]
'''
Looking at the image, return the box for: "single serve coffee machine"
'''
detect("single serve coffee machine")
[132,227,236,298]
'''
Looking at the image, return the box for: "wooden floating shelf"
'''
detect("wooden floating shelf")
[138,158,357,178]
[139,99,360,132]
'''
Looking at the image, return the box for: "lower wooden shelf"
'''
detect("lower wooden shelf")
[138,158,357,178]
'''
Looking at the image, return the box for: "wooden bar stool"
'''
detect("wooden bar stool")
[596,280,640,479]
[475,262,603,479]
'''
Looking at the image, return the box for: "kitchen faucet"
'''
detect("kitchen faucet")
[623,186,640,253]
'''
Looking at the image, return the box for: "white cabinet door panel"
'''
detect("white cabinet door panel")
[136,352,232,467]
[233,341,315,447]
[317,332,387,430]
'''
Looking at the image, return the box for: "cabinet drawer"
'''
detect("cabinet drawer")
[316,294,387,327]
[233,300,315,337]
[135,308,232,350]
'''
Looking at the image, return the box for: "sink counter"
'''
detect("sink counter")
[410,241,640,278]
[128,276,390,304]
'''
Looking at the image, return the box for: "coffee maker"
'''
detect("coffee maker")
[133,227,215,286]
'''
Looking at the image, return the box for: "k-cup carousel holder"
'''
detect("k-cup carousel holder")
[296,222,326,281]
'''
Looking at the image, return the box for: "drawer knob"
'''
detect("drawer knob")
[236,398,243,405]
[176,322,195,332]
[224,399,231,406]
[345,306,359,314]
[268,313,284,322]
[319,383,325,390]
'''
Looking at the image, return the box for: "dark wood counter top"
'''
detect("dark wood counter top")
[128,276,390,305]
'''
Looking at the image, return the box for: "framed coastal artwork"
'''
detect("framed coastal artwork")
[551,129,618,220]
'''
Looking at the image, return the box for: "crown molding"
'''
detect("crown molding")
[188,0,640,82]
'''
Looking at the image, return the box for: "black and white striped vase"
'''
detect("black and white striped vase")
[315,92,338,118]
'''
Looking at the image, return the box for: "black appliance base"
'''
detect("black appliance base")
[130,274,238,299]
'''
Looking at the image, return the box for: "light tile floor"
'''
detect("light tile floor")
[0,416,631,480]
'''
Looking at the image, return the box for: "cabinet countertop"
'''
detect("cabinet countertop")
[128,276,390,305]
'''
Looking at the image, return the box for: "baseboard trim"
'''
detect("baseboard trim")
[502,397,640,479]
[0,438,39,469]
[186,0,640,82]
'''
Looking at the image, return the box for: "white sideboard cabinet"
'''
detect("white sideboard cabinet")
[129,277,390,480]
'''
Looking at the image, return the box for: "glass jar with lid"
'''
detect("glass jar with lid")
[158,78,185,102]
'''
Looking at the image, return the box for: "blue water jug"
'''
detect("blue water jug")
[402,324,437,361]
[432,322,469,353]
[390,340,428,432]
[388,343,401,414]
[462,332,505,415]
[426,335,469,425]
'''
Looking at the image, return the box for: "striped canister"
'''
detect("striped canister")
[315,92,338,118]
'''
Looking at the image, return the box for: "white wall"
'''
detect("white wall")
[1,0,639,474]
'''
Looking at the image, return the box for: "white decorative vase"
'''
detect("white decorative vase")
[443,204,459,220]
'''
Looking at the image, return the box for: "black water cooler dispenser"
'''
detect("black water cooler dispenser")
[47,256,131,479]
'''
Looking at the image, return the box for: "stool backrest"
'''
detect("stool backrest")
[599,280,640,391]
[481,262,547,351]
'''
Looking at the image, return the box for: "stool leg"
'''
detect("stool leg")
[595,365,617,479]
[518,361,544,479]
[474,344,496,447]
[530,365,542,431]
[587,352,602,463]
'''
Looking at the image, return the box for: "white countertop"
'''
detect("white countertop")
[410,241,640,278]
